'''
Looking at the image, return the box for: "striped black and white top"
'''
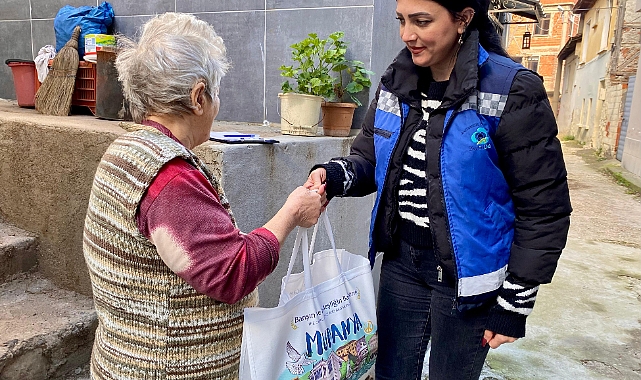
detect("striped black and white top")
[397,80,448,247]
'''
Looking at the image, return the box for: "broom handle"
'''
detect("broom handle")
[65,26,81,50]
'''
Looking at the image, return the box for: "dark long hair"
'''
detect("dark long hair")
[432,0,510,58]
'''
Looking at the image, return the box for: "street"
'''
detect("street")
[481,142,641,379]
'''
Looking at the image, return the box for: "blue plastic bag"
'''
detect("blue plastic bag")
[54,2,114,58]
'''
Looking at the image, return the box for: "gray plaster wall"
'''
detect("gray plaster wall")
[567,52,609,141]
[0,0,402,129]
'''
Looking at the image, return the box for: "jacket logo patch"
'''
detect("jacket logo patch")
[470,127,491,150]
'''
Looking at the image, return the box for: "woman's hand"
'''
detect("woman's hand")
[304,168,326,190]
[285,185,325,228]
[304,168,328,209]
[483,330,518,349]
[263,185,324,246]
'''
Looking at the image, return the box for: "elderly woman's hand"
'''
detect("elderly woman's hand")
[263,185,325,245]
[284,185,325,228]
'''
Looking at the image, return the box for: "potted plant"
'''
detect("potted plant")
[280,31,373,136]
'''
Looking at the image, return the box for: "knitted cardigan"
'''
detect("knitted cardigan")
[83,124,257,379]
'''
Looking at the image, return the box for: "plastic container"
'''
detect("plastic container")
[278,92,323,136]
[5,59,37,107]
[72,61,97,115]
[40,60,97,115]
[85,34,116,55]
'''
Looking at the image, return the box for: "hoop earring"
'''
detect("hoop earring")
[458,32,464,46]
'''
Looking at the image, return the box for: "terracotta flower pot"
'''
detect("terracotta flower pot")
[321,102,358,137]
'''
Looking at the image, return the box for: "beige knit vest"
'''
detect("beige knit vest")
[83,125,257,379]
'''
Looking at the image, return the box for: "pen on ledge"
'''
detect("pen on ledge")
[223,134,257,138]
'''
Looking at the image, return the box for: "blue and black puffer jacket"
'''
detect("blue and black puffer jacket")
[320,31,572,312]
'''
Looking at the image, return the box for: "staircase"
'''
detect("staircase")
[0,222,96,380]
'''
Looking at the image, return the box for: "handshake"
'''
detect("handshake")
[282,167,330,229]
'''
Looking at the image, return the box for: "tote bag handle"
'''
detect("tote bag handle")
[283,226,314,291]
[282,211,343,293]
[308,212,339,267]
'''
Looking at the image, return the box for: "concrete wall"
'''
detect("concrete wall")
[0,1,402,130]
[195,139,375,307]
[600,78,625,156]
[0,104,123,296]
[557,54,579,136]
[568,51,609,144]
[0,101,374,307]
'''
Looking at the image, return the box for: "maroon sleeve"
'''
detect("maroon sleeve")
[137,158,280,304]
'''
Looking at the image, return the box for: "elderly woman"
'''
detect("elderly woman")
[83,13,323,379]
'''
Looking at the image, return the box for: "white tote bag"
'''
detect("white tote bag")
[240,212,378,380]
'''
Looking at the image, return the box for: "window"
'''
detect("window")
[581,20,591,62]
[525,56,539,72]
[522,31,531,49]
[513,56,523,64]
[569,13,578,36]
[600,9,611,52]
[534,14,551,35]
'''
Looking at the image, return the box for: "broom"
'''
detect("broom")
[35,25,81,116]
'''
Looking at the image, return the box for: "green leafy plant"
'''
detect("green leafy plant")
[279,31,373,106]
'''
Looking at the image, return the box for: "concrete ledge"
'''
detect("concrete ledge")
[564,141,641,196]
[0,223,38,282]
[602,164,641,196]
[0,273,97,380]
[0,100,374,307]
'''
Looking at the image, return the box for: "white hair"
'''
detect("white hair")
[116,13,229,123]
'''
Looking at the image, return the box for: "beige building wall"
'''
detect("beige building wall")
[568,0,640,156]
[579,0,616,62]
[574,0,615,150]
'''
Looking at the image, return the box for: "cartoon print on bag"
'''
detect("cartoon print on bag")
[286,341,314,375]
[283,333,378,380]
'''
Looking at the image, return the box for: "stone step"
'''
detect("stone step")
[0,223,38,283]
[0,273,97,380]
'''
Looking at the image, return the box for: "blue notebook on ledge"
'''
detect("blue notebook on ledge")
[209,132,279,144]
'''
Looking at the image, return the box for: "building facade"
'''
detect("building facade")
[557,0,640,157]
[504,0,578,101]
[620,0,641,176]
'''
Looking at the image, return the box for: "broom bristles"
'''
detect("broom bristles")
[35,26,81,116]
